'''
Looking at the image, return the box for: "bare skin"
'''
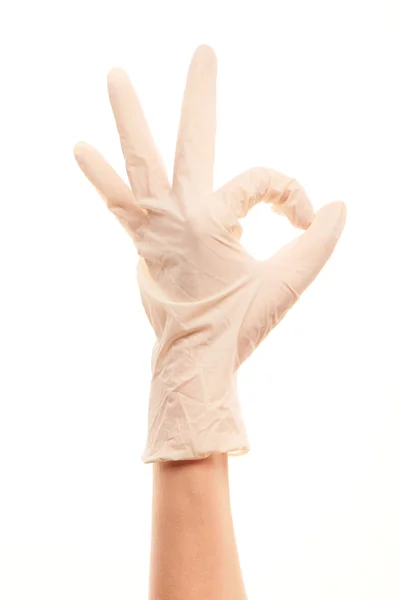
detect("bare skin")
[149,453,247,600]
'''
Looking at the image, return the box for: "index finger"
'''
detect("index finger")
[266,169,315,230]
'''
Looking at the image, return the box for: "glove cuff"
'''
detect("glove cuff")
[141,370,249,463]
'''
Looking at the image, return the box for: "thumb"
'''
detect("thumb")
[236,201,346,366]
[269,201,347,299]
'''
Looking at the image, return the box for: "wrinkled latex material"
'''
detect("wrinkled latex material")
[74,45,346,463]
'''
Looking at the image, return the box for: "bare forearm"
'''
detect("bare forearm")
[149,453,247,600]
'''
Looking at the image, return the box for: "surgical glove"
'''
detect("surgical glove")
[74,46,346,463]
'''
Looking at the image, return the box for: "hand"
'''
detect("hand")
[74,45,346,463]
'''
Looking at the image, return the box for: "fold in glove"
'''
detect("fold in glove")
[74,45,346,463]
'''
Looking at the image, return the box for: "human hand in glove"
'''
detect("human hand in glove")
[74,45,346,463]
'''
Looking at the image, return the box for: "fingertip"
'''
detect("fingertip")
[192,44,217,71]
[283,189,315,231]
[331,200,347,221]
[318,200,347,224]
[295,201,315,230]
[73,141,89,160]
[196,44,216,59]
[107,67,129,90]
[312,200,347,241]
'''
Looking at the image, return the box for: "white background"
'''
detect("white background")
[1,0,400,598]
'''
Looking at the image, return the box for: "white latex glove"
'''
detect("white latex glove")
[74,45,346,463]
